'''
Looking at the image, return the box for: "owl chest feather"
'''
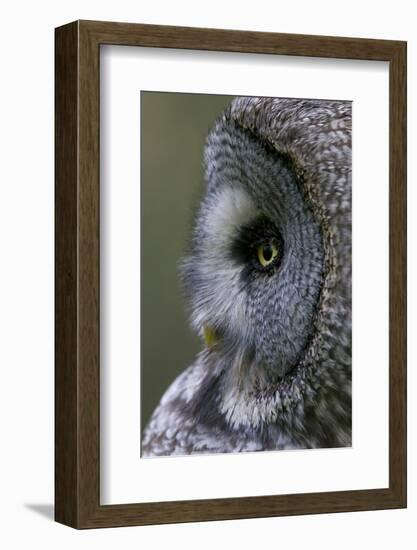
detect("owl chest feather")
[142,354,351,457]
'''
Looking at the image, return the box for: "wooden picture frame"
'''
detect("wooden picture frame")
[55,20,407,529]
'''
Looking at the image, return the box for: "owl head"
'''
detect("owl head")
[180,97,352,442]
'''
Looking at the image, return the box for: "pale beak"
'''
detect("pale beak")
[203,324,218,347]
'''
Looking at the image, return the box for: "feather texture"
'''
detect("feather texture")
[142,97,352,456]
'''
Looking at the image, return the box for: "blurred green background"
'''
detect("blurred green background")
[141,91,234,432]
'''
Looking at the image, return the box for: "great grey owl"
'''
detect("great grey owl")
[142,96,352,456]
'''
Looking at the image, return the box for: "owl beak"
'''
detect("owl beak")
[203,324,218,347]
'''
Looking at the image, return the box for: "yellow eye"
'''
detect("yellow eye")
[256,242,279,267]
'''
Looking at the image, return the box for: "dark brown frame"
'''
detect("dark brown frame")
[55,20,407,529]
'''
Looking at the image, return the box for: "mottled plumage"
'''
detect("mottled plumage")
[142,97,352,456]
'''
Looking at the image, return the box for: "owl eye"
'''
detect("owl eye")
[256,242,279,267]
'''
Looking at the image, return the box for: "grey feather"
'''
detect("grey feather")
[142,97,352,456]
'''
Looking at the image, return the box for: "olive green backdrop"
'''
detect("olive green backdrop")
[141,91,234,431]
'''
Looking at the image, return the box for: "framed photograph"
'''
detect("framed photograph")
[55,20,406,528]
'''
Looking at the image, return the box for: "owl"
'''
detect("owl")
[142,96,352,456]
